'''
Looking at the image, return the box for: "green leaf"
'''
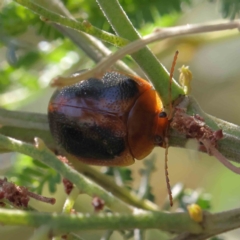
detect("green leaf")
[0,3,63,42]
[6,155,61,194]
[48,172,61,193]
[197,193,212,210]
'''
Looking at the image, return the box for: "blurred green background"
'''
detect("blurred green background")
[1,0,240,239]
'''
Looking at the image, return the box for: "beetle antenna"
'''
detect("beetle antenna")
[164,137,173,206]
[164,51,179,207]
[168,50,179,120]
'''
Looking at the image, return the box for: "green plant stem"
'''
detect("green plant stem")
[96,0,184,105]
[137,158,156,200]
[68,234,84,240]
[37,0,107,63]
[29,225,50,240]
[0,134,132,213]
[134,229,145,240]
[173,208,240,239]
[13,0,128,46]
[188,97,240,161]
[0,108,47,130]
[0,208,201,233]
[62,187,79,214]
[2,206,240,237]
[1,105,240,208]
[36,0,135,74]
[100,230,114,240]
[66,156,160,211]
[1,206,240,236]
[0,108,55,152]
[53,188,79,240]
[2,106,240,164]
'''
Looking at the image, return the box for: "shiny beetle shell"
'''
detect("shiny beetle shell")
[48,71,168,166]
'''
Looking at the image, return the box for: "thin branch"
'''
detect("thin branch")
[65,154,161,211]
[137,158,156,200]
[0,108,48,130]
[52,20,240,88]
[0,134,132,213]
[29,225,50,240]
[173,208,240,239]
[133,229,145,240]
[68,234,85,240]
[35,0,135,74]
[1,206,240,237]
[53,187,79,240]
[39,0,129,60]
[53,24,136,75]
[0,108,55,152]
[62,187,79,214]
[27,192,55,205]
[96,0,183,105]
[13,0,128,46]
[0,208,202,234]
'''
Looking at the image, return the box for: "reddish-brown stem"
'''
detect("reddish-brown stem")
[201,139,240,174]
[27,192,56,205]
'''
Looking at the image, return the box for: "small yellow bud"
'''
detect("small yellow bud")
[187,204,203,223]
[179,65,192,94]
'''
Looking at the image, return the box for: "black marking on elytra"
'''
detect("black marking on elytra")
[48,111,125,160]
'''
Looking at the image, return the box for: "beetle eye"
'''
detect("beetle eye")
[155,136,163,145]
[159,111,167,118]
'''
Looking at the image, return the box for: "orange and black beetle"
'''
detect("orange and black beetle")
[48,71,169,166]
